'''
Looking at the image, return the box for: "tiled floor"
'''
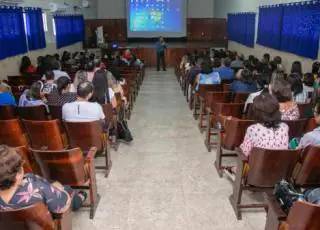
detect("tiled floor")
[73,69,266,230]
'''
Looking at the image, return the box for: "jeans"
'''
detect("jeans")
[157,52,166,71]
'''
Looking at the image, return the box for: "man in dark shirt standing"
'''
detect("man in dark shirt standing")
[155,36,167,71]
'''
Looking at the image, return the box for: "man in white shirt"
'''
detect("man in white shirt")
[53,61,70,81]
[62,81,105,122]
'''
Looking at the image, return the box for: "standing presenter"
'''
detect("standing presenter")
[156,36,167,71]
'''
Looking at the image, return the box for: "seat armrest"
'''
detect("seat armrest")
[86,147,98,161]
[236,148,248,162]
[206,107,212,114]
[199,96,204,102]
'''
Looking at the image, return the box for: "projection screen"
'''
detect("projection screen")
[126,0,187,38]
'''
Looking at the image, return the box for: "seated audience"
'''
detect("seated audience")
[62,81,105,122]
[70,69,88,93]
[312,61,320,79]
[231,70,258,93]
[0,85,16,106]
[187,57,202,88]
[291,61,303,76]
[241,93,289,156]
[42,71,56,94]
[47,76,77,106]
[215,58,234,81]
[36,56,45,75]
[19,56,36,74]
[288,73,309,104]
[0,145,87,213]
[271,78,300,120]
[212,58,222,69]
[244,73,270,111]
[19,81,47,108]
[262,53,270,64]
[231,54,244,68]
[194,58,221,91]
[303,73,315,94]
[52,61,69,80]
[122,49,132,64]
[299,102,320,147]
[91,70,117,108]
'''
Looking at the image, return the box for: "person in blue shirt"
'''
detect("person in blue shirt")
[194,57,221,91]
[155,36,167,71]
[215,58,235,81]
[0,85,16,106]
[231,69,258,93]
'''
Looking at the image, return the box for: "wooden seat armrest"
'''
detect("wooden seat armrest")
[265,194,287,219]
[86,147,98,161]
[236,148,249,162]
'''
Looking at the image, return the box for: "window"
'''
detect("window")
[52,18,56,36]
[42,12,48,32]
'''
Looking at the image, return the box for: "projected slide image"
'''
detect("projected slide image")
[129,0,183,32]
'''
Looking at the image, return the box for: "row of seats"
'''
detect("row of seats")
[175,60,320,228]
[0,64,145,229]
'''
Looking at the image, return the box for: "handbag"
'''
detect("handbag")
[117,120,133,143]
[274,180,305,214]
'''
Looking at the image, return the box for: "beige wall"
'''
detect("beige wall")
[0,0,97,80]
[215,0,320,72]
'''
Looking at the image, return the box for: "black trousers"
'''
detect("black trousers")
[157,52,166,71]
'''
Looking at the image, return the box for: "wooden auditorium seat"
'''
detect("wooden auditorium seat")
[0,119,28,147]
[17,105,48,121]
[298,102,313,118]
[22,119,66,150]
[205,103,245,152]
[102,103,119,151]
[215,118,256,177]
[48,105,63,122]
[282,119,308,139]
[265,198,320,230]
[15,146,39,174]
[229,147,301,220]
[193,84,223,119]
[233,92,250,103]
[0,105,17,120]
[31,147,100,219]
[0,202,72,230]
[198,92,230,132]
[64,121,112,177]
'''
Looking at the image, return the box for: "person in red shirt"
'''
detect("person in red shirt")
[19,56,37,74]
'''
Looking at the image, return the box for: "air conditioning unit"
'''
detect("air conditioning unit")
[49,2,68,13]
[0,0,24,6]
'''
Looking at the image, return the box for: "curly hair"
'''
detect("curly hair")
[0,145,23,190]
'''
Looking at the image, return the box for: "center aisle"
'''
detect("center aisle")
[74,68,265,230]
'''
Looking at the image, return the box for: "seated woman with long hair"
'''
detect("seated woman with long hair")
[0,145,87,213]
[194,58,221,91]
[19,56,36,74]
[47,76,77,106]
[231,69,258,93]
[287,73,309,104]
[91,69,117,108]
[270,77,300,120]
[18,81,47,109]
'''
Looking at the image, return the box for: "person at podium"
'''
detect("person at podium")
[156,37,167,71]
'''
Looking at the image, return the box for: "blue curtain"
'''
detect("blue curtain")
[280,2,320,59]
[25,8,46,51]
[228,13,256,47]
[54,15,85,49]
[257,5,284,50]
[0,6,27,60]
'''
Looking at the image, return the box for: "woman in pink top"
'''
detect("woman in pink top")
[240,93,289,156]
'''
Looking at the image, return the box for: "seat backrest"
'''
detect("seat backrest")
[305,118,317,133]
[31,148,87,185]
[282,119,308,139]
[101,104,114,124]
[298,103,313,119]
[0,202,55,230]
[48,105,63,121]
[64,120,103,151]
[22,119,65,150]
[0,105,17,120]
[247,147,301,187]
[294,145,320,187]
[222,84,231,92]
[0,119,28,147]
[15,146,34,174]
[205,92,230,109]
[233,92,250,103]
[17,106,48,121]
[286,201,320,230]
[215,103,245,118]
[223,119,256,150]
[197,84,223,98]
